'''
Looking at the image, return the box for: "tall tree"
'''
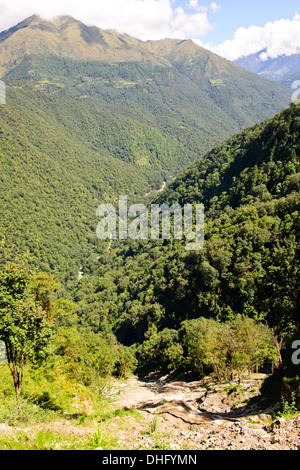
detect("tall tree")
[0,262,53,411]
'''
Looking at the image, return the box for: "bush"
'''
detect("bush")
[181,315,279,381]
[181,317,229,380]
[134,328,183,372]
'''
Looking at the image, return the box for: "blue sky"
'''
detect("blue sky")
[0,0,299,60]
[173,0,300,44]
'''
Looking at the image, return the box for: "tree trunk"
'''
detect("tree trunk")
[5,341,23,415]
[9,363,22,415]
[14,380,21,415]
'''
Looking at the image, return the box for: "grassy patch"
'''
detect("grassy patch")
[0,429,91,450]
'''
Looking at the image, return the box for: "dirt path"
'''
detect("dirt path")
[114,374,206,411]
[108,373,300,450]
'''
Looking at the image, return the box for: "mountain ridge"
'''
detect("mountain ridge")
[0,15,292,281]
[235,50,300,87]
[0,15,290,136]
[0,15,168,75]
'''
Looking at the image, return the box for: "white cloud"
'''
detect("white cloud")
[170,6,213,38]
[188,0,200,10]
[210,3,221,13]
[188,0,221,13]
[198,13,300,61]
[1,1,298,64]
[0,0,215,41]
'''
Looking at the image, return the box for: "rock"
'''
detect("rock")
[109,373,300,450]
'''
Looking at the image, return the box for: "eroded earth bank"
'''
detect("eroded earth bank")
[108,373,300,450]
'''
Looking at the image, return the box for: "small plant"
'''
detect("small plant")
[78,412,87,425]
[90,420,118,449]
[149,414,158,433]
[225,384,244,395]
[153,438,173,450]
[276,392,299,419]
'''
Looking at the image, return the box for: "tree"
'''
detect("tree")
[182,317,229,381]
[29,272,61,321]
[229,315,278,376]
[181,316,279,381]
[0,262,53,411]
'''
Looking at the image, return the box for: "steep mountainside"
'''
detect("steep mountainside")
[0,15,299,445]
[0,15,163,73]
[72,105,300,367]
[0,15,291,282]
[0,15,290,150]
[0,83,161,282]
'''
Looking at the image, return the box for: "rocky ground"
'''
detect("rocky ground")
[106,373,300,450]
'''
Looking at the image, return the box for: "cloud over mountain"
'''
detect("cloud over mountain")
[199,13,300,61]
[0,0,215,41]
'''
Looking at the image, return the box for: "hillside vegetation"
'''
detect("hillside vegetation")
[0,16,298,445]
[1,104,299,418]
[0,15,290,282]
[72,104,300,378]
[0,103,298,448]
[0,82,162,282]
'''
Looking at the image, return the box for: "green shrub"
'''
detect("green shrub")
[181,315,279,380]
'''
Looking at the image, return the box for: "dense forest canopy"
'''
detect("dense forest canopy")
[0,15,290,283]
[0,15,299,415]
[71,104,300,375]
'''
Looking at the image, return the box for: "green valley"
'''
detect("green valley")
[0,14,299,451]
[0,15,290,280]
[74,104,300,354]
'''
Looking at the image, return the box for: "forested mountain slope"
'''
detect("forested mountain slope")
[1,15,290,169]
[0,15,291,282]
[0,15,291,157]
[0,83,161,282]
[72,104,300,373]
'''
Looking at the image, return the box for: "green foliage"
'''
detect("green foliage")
[0,325,134,418]
[0,82,165,282]
[135,328,183,372]
[0,258,135,420]
[3,48,289,174]
[0,396,59,427]
[277,392,299,419]
[0,429,82,450]
[0,261,53,407]
[149,414,159,433]
[181,317,228,379]
[0,341,5,363]
[53,326,136,388]
[0,18,290,281]
[71,105,300,376]
[90,420,118,450]
[182,315,278,380]
[0,16,298,421]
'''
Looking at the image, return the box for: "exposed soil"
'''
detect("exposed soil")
[107,373,300,450]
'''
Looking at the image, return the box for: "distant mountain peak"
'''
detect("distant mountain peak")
[20,14,80,26]
[235,50,300,87]
[0,14,162,72]
[17,14,97,33]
